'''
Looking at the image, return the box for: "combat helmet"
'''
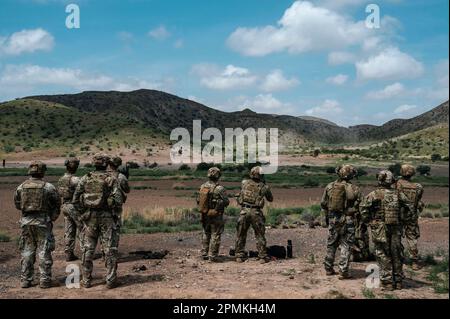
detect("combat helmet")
[400,164,415,178]
[249,166,263,180]
[336,164,357,180]
[28,161,47,176]
[92,153,110,169]
[110,156,123,168]
[207,167,221,180]
[64,157,80,171]
[376,170,395,187]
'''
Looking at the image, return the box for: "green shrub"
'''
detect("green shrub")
[431,154,442,162]
[388,163,402,176]
[0,232,11,242]
[2,145,14,153]
[416,165,431,176]
[179,164,191,171]
[303,178,319,187]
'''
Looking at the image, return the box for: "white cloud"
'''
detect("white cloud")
[148,25,171,40]
[366,82,405,99]
[260,69,299,92]
[328,51,356,65]
[192,64,257,90]
[0,64,167,94]
[326,74,348,85]
[356,47,424,80]
[173,39,184,49]
[227,1,370,57]
[306,99,343,116]
[0,28,54,56]
[238,94,293,114]
[394,104,417,114]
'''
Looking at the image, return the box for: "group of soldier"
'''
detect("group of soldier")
[198,163,424,292]
[14,156,423,292]
[14,154,129,289]
[320,164,423,291]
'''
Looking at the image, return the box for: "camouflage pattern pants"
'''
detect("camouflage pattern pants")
[324,213,355,274]
[201,214,224,258]
[81,211,120,285]
[373,224,404,285]
[235,209,267,259]
[62,203,82,254]
[404,218,420,261]
[19,224,55,284]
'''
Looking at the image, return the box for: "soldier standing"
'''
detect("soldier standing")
[108,157,130,226]
[73,154,122,289]
[396,164,424,270]
[197,167,229,262]
[361,170,414,291]
[321,164,362,279]
[235,166,273,264]
[14,161,61,288]
[58,157,82,261]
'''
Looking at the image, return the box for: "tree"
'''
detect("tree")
[431,154,442,162]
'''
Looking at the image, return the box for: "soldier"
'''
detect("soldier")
[360,170,414,291]
[14,161,61,288]
[197,167,229,262]
[353,210,372,262]
[73,154,122,289]
[235,166,273,264]
[321,164,362,279]
[396,164,424,270]
[58,157,82,261]
[107,156,130,228]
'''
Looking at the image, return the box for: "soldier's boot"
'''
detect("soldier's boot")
[39,281,52,289]
[81,280,92,289]
[325,268,336,276]
[259,257,270,264]
[106,280,120,289]
[21,281,32,289]
[338,272,352,280]
[208,256,219,263]
[201,254,209,261]
[65,251,79,262]
[381,282,395,291]
[395,282,403,290]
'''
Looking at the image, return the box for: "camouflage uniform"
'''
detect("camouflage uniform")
[57,158,82,261]
[396,164,424,268]
[14,161,60,288]
[321,165,362,278]
[353,211,371,262]
[197,168,229,261]
[73,154,122,288]
[235,166,273,263]
[361,170,414,290]
[108,157,130,231]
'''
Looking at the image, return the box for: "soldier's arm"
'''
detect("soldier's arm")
[119,174,130,194]
[217,186,230,208]
[360,193,374,224]
[263,184,274,202]
[416,183,425,212]
[110,178,123,208]
[399,191,415,218]
[47,184,61,221]
[72,176,85,206]
[14,185,22,210]
[320,185,329,210]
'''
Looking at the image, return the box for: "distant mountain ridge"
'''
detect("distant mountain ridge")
[13,89,449,146]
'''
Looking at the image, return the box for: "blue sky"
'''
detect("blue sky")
[0,0,448,126]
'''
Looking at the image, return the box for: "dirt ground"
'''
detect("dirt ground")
[0,219,448,299]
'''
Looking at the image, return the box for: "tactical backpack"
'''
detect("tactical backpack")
[241,181,263,206]
[397,181,420,208]
[21,180,46,213]
[198,184,217,215]
[58,174,75,201]
[381,190,400,225]
[328,181,346,212]
[82,172,110,209]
